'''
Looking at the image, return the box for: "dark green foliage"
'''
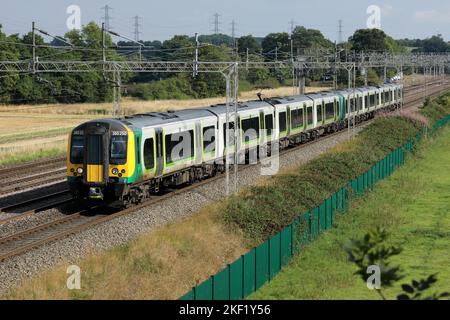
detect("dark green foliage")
[291,26,333,50]
[134,76,195,100]
[397,275,450,300]
[419,93,450,123]
[345,228,449,300]
[237,35,261,55]
[344,227,403,298]
[349,29,390,52]
[411,35,450,53]
[222,116,421,246]
[0,22,124,104]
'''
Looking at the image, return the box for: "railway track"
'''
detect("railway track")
[0,190,72,225]
[0,156,66,178]
[0,210,101,261]
[0,79,444,198]
[0,157,67,196]
[0,80,449,262]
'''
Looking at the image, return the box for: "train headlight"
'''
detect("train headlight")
[112,168,119,175]
[77,167,83,174]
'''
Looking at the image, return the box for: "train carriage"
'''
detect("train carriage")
[67,83,404,207]
[306,92,343,134]
[267,95,313,146]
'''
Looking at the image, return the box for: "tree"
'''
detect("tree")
[0,25,21,103]
[237,35,260,55]
[192,44,232,97]
[349,29,389,52]
[292,26,333,50]
[261,32,290,60]
[160,35,194,61]
[420,35,450,53]
[197,34,233,47]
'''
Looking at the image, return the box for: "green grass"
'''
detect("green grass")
[249,126,450,300]
[0,147,65,167]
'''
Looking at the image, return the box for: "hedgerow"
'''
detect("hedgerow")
[222,95,450,246]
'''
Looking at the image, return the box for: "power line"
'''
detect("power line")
[101,5,113,30]
[133,16,142,42]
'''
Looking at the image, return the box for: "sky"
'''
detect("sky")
[0,0,449,42]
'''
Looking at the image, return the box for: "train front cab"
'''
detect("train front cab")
[67,120,136,203]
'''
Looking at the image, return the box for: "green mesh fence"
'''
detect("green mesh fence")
[180,116,450,300]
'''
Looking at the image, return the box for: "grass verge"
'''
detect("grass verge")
[249,126,450,299]
[3,209,246,299]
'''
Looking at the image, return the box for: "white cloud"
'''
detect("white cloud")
[413,9,450,23]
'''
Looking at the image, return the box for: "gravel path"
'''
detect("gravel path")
[0,125,366,295]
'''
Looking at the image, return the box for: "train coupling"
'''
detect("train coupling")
[88,187,104,200]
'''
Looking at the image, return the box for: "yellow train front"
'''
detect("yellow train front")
[66,119,138,206]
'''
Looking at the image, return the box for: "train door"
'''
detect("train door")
[286,106,291,136]
[155,127,163,176]
[83,123,109,185]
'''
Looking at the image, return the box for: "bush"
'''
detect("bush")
[134,76,195,100]
[222,116,423,246]
[419,92,450,124]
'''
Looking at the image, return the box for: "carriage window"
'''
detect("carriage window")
[143,138,154,169]
[317,104,323,122]
[265,114,273,136]
[325,102,334,120]
[202,126,215,153]
[242,117,260,142]
[359,97,363,110]
[307,107,313,125]
[110,135,127,165]
[345,99,349,114]
[165,130,194,164]
[70,135,84,163]
[223,122,235,146]
[279,112,287,133]
[370,94,375,107]
[291,108,304,129]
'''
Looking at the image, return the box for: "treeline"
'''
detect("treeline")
[0,22,449,105]
[0,22,127,104]
[397,35,450,53]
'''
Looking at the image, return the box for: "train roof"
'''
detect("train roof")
[117,108,215,129]
[305,91,340,99]
[268,94,312,105]
[200,100,273,115]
